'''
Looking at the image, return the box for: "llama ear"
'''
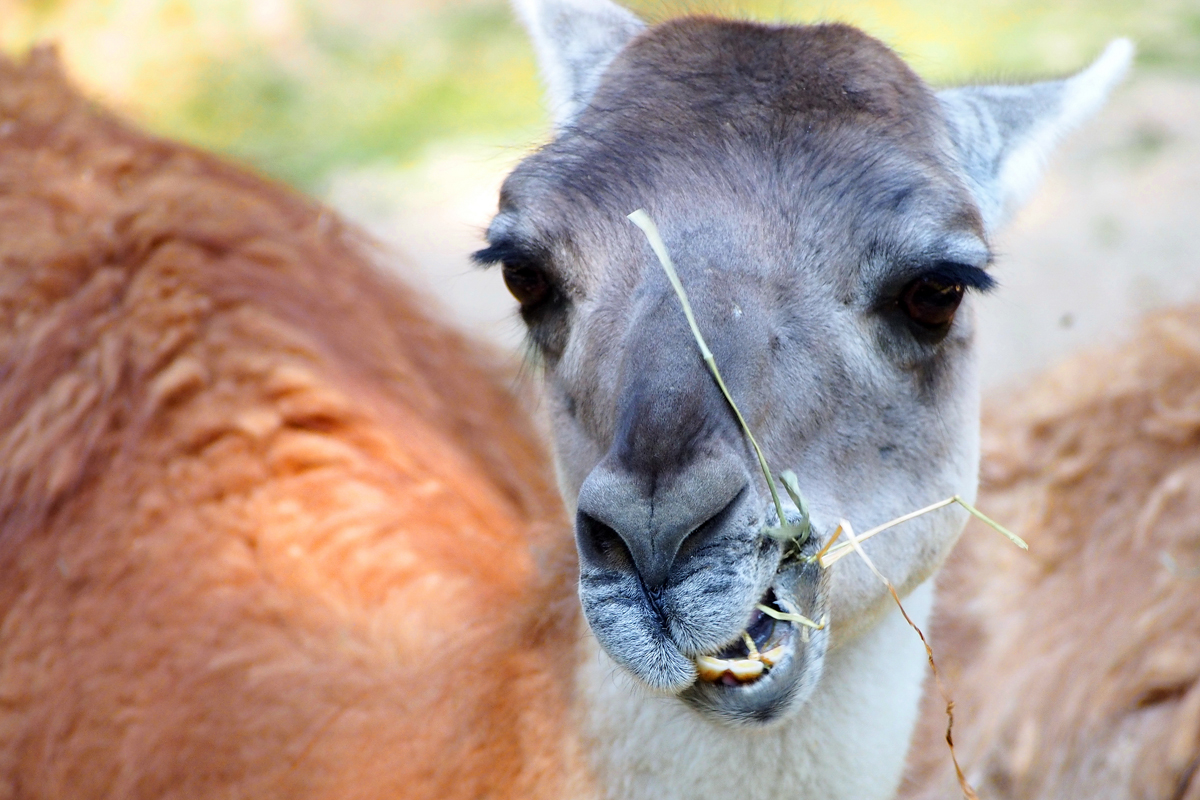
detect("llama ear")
[512,0,645,129]
[937,39,1134,232]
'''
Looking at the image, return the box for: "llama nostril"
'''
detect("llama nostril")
[574,467,749,590]
[576,513,635,574]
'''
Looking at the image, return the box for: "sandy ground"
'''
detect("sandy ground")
[326,72,1200,390]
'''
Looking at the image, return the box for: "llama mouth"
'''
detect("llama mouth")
[693,590,799,687]
[680,552,830,725]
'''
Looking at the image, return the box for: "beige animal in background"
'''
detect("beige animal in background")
[901,305,1200,800]
[0,47,583,798]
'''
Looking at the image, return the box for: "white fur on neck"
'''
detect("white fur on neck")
[575,581,936,800]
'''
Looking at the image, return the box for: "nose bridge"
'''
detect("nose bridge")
[610,281,736,474]
[574,279,753,588]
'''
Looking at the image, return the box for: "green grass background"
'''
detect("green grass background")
[1,0,1196,190]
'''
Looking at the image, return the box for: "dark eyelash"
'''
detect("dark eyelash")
[472,239,533,267]
[922,262,997,293]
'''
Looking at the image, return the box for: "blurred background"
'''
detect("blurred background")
[1,0,1197,387]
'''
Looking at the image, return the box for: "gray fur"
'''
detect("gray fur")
[512,0,644,127]
[938,39,1134,230]
[489,7,1129,730]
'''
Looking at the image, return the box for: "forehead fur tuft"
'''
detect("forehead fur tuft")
[584,18,939,139]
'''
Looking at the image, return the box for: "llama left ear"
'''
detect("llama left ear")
[938,39,1134,232]
[512,0,645,129]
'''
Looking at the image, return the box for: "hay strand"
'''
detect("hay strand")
[628,209,798,538]
[819,495,1027,568]
[835,520,981,800]
[628,207,1020,800]
[778,469,813,546]
[755,602,826,630]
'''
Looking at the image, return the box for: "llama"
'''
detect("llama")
[472,0,1133,796]
[0,47,587,798]
[0,11,1136,800]
[900,304,1200,800]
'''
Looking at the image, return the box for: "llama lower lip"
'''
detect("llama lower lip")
[680,554,830,724]
[691,587,801,690]
[694,589,794,686]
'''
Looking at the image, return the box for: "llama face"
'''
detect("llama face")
[479,3,1131,726]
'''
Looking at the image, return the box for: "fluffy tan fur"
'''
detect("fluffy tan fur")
[0,48,586,799]
[901,306,1200,800]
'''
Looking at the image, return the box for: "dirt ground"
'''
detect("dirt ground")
[326,71,1200,391]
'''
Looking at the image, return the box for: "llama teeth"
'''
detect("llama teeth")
[727,658,764,681]
[696,656,768,683]
[758,645,786,667]
[696,656,732,682]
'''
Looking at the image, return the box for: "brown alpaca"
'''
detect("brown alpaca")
[901,306,1200,800]
[0,48,587,799]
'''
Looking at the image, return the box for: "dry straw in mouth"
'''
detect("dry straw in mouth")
[628,207,1028,800]
[627,209,804,545]
[626,208,1026,557]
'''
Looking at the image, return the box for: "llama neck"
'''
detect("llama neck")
[574,581,935,800]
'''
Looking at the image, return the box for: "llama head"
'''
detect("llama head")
[478,0,1131,725]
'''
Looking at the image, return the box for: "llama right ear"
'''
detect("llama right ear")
[937,39,1134,232]
[512,0,644,129]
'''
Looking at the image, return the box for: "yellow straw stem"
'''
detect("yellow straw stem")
[627,209,789,532]
[755,602,826,630]
[835,517,982,800]
[819,495,1027,568]
[626,209,1024,579]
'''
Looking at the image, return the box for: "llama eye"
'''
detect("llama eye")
[901,275,964,329]
[501,262,550,307]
